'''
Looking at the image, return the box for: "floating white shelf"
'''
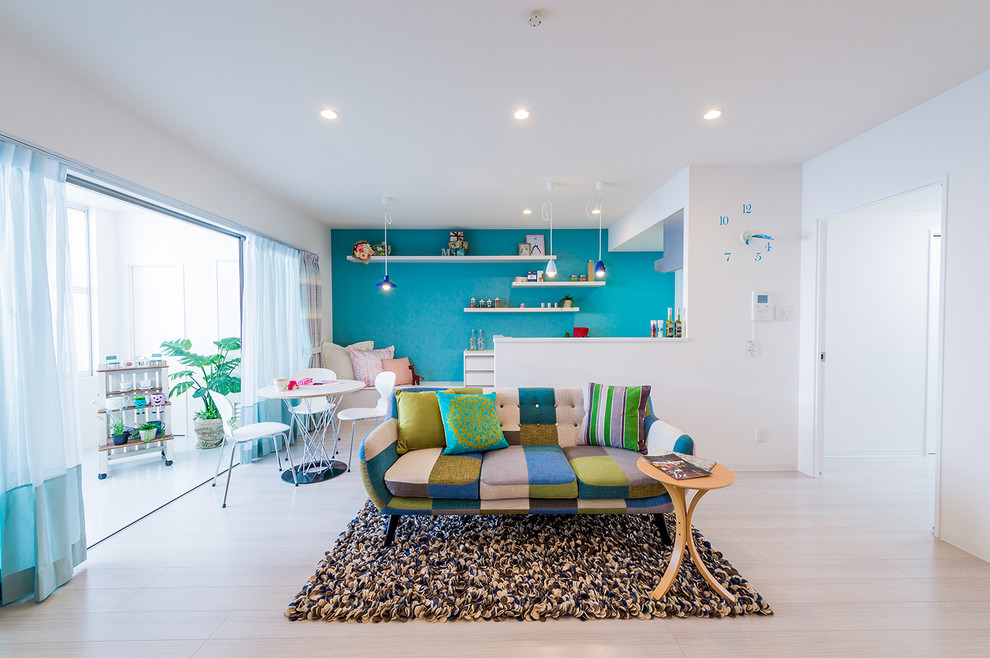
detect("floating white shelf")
[510,281,605,288]
[347,255,556,264]
[464,307,579,313]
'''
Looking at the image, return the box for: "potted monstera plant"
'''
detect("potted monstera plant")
[160,337,241,449]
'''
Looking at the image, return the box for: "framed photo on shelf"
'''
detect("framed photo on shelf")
[526,234,545,256]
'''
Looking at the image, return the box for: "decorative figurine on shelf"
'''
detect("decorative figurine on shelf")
[352,240,373,263]
[149,392,168,407]
[448,230,469,256]
[370,242,391,256]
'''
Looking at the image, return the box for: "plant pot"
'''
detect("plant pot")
[139,428,157,443]
[111,432,128,446]
[193,417,225,449]
[561,299,573,308]
[149,420,165,437]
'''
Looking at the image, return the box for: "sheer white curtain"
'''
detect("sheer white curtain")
[241,234,310,426]
[0,140,87,604]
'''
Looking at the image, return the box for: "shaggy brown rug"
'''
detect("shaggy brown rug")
[286,500,772,622]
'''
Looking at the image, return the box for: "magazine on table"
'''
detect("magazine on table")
[643,452,716,479]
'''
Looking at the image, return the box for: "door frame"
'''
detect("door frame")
[813,177,948,536]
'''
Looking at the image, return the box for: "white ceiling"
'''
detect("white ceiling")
[2,1,990,229]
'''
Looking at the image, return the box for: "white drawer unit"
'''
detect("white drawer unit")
[463,350,495,387]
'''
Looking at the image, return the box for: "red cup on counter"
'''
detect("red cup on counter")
[573,327,589,337]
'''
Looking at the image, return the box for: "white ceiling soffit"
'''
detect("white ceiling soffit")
[1,1,989,229]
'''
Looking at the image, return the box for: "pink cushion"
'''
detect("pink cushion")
[382,357,413,386]
[349,345,395,386]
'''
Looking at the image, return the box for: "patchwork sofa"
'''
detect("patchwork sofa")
[359,386,695,546]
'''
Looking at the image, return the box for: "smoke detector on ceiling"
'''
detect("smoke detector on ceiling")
[528,10,543,28]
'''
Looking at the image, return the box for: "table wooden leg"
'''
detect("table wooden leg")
[685,490,736,602]
[651,484,688,600]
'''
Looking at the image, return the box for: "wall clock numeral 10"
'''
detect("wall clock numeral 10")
[719,215,729,226]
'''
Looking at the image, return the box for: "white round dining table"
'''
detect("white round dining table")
[258,379,365,483]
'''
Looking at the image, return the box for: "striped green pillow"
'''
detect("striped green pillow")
[578,382,652,452]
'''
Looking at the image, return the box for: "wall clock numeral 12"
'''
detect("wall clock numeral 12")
[742,203,752,214]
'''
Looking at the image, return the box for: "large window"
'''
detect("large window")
[67,205,93,375]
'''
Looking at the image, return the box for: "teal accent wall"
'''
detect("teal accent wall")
[331,229,675,381]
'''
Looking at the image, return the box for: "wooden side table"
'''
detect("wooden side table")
[637,458,736,602]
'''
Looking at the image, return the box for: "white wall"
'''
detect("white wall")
[823,205,940,455]
[801,70,990,561]
[0,37,332,335]
[500,165,802,470]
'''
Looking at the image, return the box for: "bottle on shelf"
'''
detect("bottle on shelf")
[478,329,485,351]
[470,329,477,350]
[470,297,476,308]
[494,297,500,308]
[674,307,683,338]
[650,320,658,338]
[665,308,674,338]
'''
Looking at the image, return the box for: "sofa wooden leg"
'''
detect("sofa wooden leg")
[653,513,673,546]
[384,514,400,547]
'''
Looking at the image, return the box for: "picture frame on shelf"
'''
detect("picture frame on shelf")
[526,234,545,255]
[517,242,532,256]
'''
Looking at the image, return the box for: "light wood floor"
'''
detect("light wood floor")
[3,426,990,657]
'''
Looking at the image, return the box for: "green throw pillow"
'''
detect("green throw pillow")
[395,390,446,454]
[436,391,508,455]
[578,382,652,452]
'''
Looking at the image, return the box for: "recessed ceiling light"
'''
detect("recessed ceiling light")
[319,108,339,120]
[591,208,601,215]
[514,108,531,120]
[522,209,532,215]
[703,108,723,121]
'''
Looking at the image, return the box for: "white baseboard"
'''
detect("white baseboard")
[824,449,924,456]
[937,530,990,564]
[723,461,797,471]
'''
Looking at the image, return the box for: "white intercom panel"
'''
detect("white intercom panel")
[752,291,772,322]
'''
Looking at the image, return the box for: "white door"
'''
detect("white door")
[821,185,942,456]
[131,265,187,435]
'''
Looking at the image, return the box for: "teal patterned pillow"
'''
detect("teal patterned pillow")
[436,391,508,455]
